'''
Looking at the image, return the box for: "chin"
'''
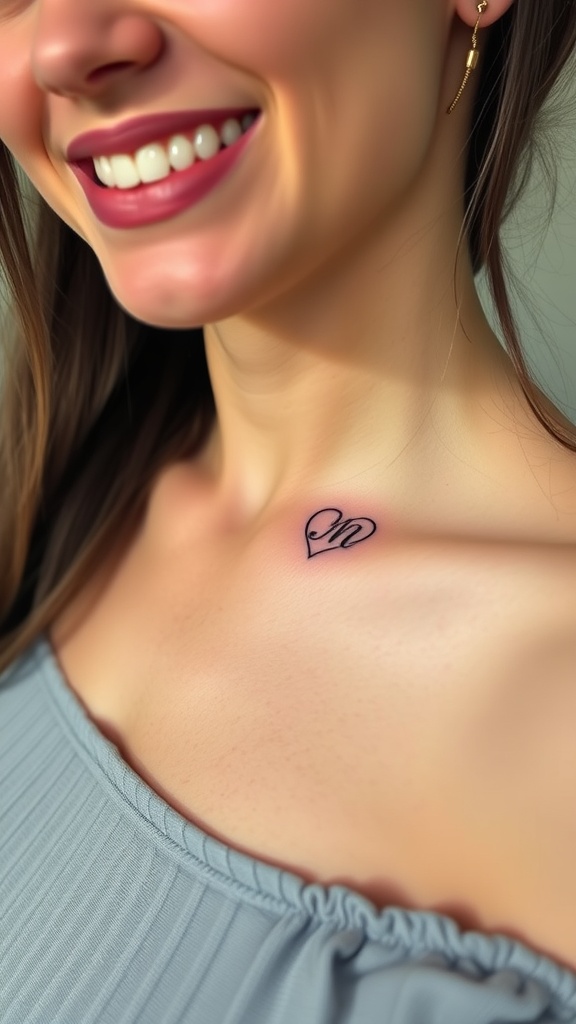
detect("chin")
[120,304,205,331]
[105,260,282,330]
[95,240,255,326]
[105,274,243,330]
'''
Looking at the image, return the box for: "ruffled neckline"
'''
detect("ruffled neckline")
[32,632,576,1018]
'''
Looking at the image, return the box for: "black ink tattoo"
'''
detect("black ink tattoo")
[305,508,377,558]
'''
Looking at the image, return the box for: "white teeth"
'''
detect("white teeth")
[92,114,256,188]
[168,134,196,172]
[134,142,171,184]
[220,118,242,147]
[109,155,140,190]
[193,124,221,161]
[93,155,115,187]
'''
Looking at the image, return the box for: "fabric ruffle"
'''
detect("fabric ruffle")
[1,636,574,1024]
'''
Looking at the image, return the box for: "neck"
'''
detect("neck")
[199,202,518,530]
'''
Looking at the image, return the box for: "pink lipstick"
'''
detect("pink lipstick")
[67,109,260,230]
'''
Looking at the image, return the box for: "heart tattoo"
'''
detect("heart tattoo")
[305,507,377,558]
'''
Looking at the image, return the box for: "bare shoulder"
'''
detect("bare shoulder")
[49,482,576,952]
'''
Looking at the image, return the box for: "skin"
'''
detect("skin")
[2,0,559,529]
[4,0,576,969]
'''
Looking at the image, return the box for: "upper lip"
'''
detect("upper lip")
[65,107,258,162]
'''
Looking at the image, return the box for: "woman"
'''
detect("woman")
[1,0,576,1020]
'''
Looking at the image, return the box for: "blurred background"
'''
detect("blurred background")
[477,64,576,424]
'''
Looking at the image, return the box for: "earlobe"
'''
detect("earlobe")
[453,0,515,29]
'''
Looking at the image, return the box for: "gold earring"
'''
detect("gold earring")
[447,1,489,114]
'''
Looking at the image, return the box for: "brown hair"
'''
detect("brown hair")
[1,0,576,671]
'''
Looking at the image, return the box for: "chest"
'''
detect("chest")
[50,527,576,968]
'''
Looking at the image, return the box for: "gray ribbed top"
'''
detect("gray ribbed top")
[1,635,576,1024]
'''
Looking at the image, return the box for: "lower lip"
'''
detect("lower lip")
[69,117,260,230]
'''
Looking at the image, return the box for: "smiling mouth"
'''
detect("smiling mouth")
[68,108,261,230]
[79,111,260,190]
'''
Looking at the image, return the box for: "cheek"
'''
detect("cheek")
[0,28,66,217]
[266,5,446,242]
[165,0,362,77]
[174,0,445,199]
[0,33,35,155]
